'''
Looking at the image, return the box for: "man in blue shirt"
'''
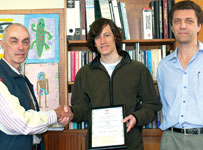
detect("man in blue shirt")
[157,1,203,150]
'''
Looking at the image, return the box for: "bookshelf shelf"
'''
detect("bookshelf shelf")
[68,39,176,51]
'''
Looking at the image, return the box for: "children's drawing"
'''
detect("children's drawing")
[25,14,59,63]
[25,63,59,110]
[37,72,49,108]
[30,18,53,58]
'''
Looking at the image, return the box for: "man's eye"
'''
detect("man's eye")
[23,41,29,45]
[95,36,100,39]
[11,41,17,44]
[187,20,194,24]
[174,20,180,24]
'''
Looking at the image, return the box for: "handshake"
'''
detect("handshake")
[54,105,74,126]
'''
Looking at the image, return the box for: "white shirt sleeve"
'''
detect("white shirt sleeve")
[0,81,57,135]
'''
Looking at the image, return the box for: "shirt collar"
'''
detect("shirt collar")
[2,58,21,75]
[168,40,203,62]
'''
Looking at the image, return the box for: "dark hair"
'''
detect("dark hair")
[87,18,123,55]
[169,0,203,25]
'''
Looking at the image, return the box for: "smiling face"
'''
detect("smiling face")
[171,9,201,45]
[0,24,30,70]
[94,24,118,59]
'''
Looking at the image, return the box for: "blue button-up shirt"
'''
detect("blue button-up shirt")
[157,41,203,130]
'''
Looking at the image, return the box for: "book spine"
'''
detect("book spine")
[149,1,156,39]
[117,2,125,39]
[68,51,71,82]
[147,50,152,75]
[80,0,87,40]
[74,0,81,40]
[112,0,122,28]
[168,0,174,38]
[85,0,95,33]
[71,51,76,81]
[163,0,169,39]
[154,1,160,39]
[98,0,112,19]
[119,2,130,40]
[142,8,153,39]
[159,0,163,39]
[67,0,76,40]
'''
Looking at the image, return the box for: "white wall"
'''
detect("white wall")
[0,0,64,9]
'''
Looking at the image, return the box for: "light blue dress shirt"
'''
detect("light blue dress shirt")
[157,41,203,130]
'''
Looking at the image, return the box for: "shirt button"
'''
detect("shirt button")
[184,72,187,74]
[181,115,184,117]
[184,86,186,88]
[183,100,186,103]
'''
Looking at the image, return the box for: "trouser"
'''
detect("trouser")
[160,130,203,150]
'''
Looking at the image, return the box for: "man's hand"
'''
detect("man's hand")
[55,105,74,126]
[123,114,136,133]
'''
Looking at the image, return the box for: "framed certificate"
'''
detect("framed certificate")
[88,105,128,150]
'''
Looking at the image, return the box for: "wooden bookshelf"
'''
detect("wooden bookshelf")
[45,128,162,150]
[45,0,203,150]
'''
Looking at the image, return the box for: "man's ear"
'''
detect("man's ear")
[171,25,174,33]
[197,24,202,33]
[0,40,4,48]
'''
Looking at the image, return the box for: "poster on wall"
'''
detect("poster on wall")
[24,14,59,63]
[0,15,24,58]
[24,63,59,110]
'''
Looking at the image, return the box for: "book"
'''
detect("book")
[111,0,122,28]
[74,0,81,40]
[163,0,169,39]
[94,0,102,19]
[98,0,112,19]
[68,51,71,82]
[118,2,130,40]
[161,45,167,58]
[147,50,152,75]
[67,0,76,40]
[159,0,163,39]
[135,42,140,61]
[71,51,76,81]
[168,0,174,38]
[150,49,161,80]
[85,0,95,33]
[48,123,65,131]
[109,0,115,22]
[80,0,87,40]
[142,8,153,39]
[149,1,156,39]
[153,0,160,39]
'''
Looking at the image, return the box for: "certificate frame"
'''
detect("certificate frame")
[88,105,128,150]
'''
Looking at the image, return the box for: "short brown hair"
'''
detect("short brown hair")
[169,0,203,25]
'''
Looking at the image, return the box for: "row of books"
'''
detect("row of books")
[66,0,130,40]
[68,92,88,130]
[68,50,96,82]
[144,110,162,129]
[69,121,88,130]
[142,0,174,39]
[68,44,168,82]
[67,0,174,41]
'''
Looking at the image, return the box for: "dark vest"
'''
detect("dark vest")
[0,59,45,150]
